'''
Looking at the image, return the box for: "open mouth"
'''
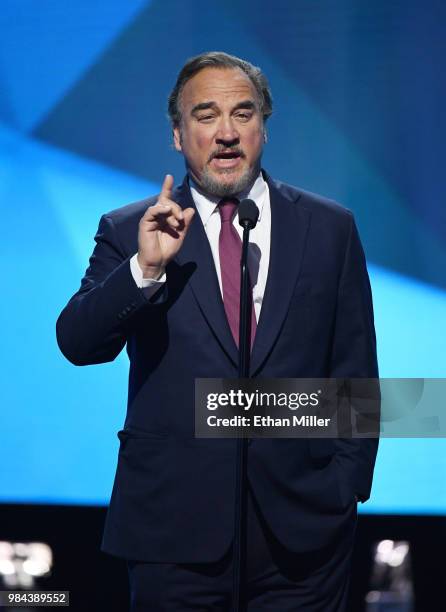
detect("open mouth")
[211,150,243,169]
[214,151,241,159]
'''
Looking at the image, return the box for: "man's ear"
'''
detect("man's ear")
[173,126,182,152]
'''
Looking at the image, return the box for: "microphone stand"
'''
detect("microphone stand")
[232,219,253,612]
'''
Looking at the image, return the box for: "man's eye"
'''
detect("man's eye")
[198,115,215,122]
[236,112,252,121]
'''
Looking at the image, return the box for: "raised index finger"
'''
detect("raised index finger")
[160,174,174,199]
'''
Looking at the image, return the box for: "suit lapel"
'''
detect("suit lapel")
[250,174,312,376]
[173,178,239,366]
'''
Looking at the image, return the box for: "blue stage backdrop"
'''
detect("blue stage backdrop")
[1,0,445,514]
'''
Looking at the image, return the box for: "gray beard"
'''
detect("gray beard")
[195,164,258,198]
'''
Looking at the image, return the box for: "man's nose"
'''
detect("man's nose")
[215,118,240,145]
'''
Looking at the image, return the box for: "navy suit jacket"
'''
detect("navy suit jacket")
[56,171,379,563]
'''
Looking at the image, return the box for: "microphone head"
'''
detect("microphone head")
[238,199,259,229]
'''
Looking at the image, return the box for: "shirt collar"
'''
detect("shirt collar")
[189,172,268,228]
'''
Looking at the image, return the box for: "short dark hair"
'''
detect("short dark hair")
[168,51,273,127]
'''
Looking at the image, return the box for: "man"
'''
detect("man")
[57,52,378,610]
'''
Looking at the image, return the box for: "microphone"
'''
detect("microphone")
[234,197,259,612]
[238,199,259,230]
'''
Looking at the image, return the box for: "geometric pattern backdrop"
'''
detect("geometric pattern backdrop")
[1,0,445,513]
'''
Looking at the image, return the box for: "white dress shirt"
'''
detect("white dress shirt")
[129,173,271,321]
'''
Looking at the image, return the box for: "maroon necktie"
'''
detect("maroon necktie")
[218,198,257,349]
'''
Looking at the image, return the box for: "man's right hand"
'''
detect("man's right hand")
[137,174,195,279]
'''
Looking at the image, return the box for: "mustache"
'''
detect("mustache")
[208,147,245,162]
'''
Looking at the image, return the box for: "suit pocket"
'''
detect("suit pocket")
[308,440,356,508]
[117,427,168,441]
[333,454,357,508]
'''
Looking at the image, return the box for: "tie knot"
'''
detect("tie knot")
[218,198,239,223]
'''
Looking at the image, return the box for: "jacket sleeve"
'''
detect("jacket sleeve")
[56,214,164,366]
[329,212,380,502]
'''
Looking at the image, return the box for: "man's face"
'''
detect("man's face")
[173,67,265,197]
